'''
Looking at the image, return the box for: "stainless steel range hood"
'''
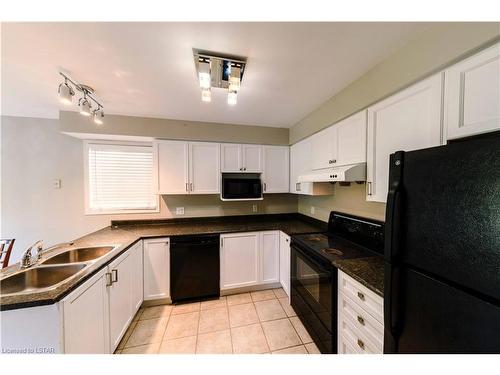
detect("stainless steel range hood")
[298,163,366,183]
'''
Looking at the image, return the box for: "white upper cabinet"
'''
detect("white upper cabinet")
[290,137,334,196]
[242,145,263,172]
[157,140,220,194]
[220,143,242,172]
[189,142,220,194]
[221,143,263,172]
[336,111,367,166]
[445,43,500,140]
[263,146,289,193]
[157,140,189,194]
[311,125,338,170]
[367,73,443,202]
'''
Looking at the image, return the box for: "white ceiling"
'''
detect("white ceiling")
[1,22,432,128]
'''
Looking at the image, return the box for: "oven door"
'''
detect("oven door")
[291,243,337,353]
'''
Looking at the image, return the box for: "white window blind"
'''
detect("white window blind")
[86,143,157,212]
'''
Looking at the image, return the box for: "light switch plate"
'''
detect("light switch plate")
[252,204,258,213]
[176,207,185,215]
[310,206,315,215]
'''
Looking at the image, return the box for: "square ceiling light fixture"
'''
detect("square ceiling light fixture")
[193,49,247,105]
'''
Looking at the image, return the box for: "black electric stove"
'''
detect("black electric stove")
[290,211,384,354]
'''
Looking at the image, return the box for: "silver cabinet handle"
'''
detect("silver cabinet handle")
[220,238,223,247]
[112,269,118,283]
[332,159,336,163]
[190,182,193,191]
[357,315,365,325]
[366,182,372,196]
[357,339,365,350]
[243,167,246,171]
[105,272,113,287]
[357,291,365,301]
[263,183,267,192]
[185,182,189,192]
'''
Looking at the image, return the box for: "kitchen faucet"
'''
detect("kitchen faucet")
[20,240,44,269]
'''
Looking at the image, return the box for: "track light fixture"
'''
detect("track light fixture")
[58,72,104,123]
[193,49,246,105]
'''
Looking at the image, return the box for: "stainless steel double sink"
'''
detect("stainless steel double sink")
[0,246,117,296]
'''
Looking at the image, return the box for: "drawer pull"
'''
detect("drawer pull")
[105,272,113,287]
[357,291,365,301]
[357,339,365,350]
[357,315,365,325]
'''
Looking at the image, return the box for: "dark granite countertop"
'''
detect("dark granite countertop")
[1,213,384,310]
[334,256,384,296]
[0,213,327,311]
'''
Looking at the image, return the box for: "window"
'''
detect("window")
[85,141,158,214]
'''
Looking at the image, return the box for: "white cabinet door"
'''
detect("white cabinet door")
[189,142,220,194]
[260,231,280,284]
[263,146,289,193]
[311,125,338,170]
[157,140,189,194]
[221,143,242,172]
[108,249,134,352]
[242,144,263,172]
[63,268,110,354]
[131,241,144,312]
[336,111,367,166]
[220,232,259,290]
[143,238,170,300]
[279,231,291,299]
[445,43,500,140]
[367,74,443,202]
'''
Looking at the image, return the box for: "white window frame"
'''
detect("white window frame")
[84,140,159,215]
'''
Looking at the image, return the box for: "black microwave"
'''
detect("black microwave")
[221,173,263,200]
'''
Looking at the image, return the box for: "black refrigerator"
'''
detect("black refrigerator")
[384,131,500,353]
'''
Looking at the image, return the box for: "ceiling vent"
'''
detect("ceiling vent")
[193,48,247,105]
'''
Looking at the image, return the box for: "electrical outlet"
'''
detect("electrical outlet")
[252,204,258,213]
[176,207,185,215]
[310,206,315,215]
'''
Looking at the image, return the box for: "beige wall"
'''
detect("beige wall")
[0,116,297,263]
[291,22,500,222]
[60,111,289,145]
[298,184,385,222]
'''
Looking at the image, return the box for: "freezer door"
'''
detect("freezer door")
[385,132,500,301]
[385,265,500,353]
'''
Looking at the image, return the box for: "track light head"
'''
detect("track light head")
[79,96,92,116]
[58,80,74,105]
[93,107,104,124]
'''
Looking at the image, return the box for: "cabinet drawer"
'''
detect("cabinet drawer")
[338,315,382,354]
[339,291,383,351]
[338,271,383,323]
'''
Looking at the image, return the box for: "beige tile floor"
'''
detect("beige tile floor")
[115,288,321,354]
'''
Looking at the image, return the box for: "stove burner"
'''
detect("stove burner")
[321,248,344,256]
[307,236,323,242]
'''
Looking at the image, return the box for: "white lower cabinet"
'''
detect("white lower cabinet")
[279,232,291,299]
[220,232,260,290]
[220,231,281,291]
[108,249,134,351]
[143,237,170,301]
[260,231,280,284]
[63,242,145,354]
[63,268,110,354]
[338,270,384,354]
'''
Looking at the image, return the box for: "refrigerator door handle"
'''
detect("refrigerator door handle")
[385,151,404,262]
[384,263,401,353]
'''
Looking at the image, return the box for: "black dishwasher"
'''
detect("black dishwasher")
[170,234,220,303]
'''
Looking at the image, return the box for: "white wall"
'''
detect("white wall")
[0,116,297,263]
